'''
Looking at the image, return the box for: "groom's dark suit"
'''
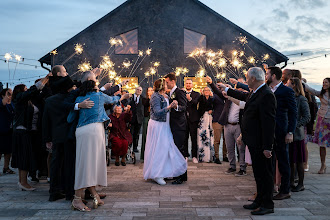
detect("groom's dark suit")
[168,86,188,182]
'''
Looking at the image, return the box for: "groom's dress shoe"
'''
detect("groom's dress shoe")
[251,207,274,215]
[243,202,260,210]
[172,178,184,185]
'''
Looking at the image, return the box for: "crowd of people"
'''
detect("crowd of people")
[0,63,329,215]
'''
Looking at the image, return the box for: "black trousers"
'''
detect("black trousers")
[249,146,274,209]
[64,139,76,198]
[274,138,291,194]
[172,129,188,181]
[184,120,198,158]
[50,143,64,195]
[130,122,142,150]
[29,130,46,177]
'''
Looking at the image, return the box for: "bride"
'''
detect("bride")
[143,78,187,185]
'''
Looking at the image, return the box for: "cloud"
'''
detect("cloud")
[272,9,289,21]
[290,0,327,9]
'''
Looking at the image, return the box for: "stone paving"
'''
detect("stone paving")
[1,141,330,220]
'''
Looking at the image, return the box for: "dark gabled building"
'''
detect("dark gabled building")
[39,0,288,89]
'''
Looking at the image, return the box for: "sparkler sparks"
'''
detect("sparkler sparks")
[4,53,12,61]
[238,36,248,45]
[196,68,206,78]
[146,48,152,55]
[248,56,256,64]
[232,50,238,57]
[14,54,21,62]
[239,51,245,57]
[150,68,156,75]
[263,54,270,61]
[138,50,144,57]
[78,61,92,72]
[218,58,227,68]
[153,62,160,67]
[123,61,132,69]
[74,43,83,55]
[50,49,58,56]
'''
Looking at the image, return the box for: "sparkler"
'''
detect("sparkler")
[12,54,22,79]
[4,53,12,80]
[238,36,248,45]
[50,49,58,66]
[129,48,152,77]
[61,43,84,65]
[248,56,256,64]
[262,53,270,61]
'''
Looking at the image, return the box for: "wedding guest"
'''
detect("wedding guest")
[11,76,48,191]
[210,83,246,175]
[197,87,214,162]
[72,72,129,211]
[212,82,225,164]
[143,78,187,185]
[287,78,310,192]
[303,77,330,174]
[129,87,144,153]
[266,66,297,200]
[0,88,15,175]
[302,78,318,171]
[184,78,201,163]
[210,67,277,215]
[109,105,132,166]
[141,87,153,160]
[43,75,78,201]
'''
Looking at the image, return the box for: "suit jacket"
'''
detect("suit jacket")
[273,84,298,139]
[227,84,277,151]
[212,93,225,123]
[169,88,187,131]
[186,90,200,123]
[43,93,70,144]
[129,95,144,124]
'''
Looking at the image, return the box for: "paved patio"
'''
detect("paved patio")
[0,141,330,220]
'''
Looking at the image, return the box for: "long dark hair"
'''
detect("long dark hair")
[320,78,330,98]
[79,80,97,96]
[0,88,10,98]
[12,84,26,101]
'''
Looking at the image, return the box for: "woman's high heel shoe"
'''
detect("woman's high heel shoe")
[318,166,327,174]
[18,182,36,191]
[71,195,91,212]
[91,194,104,209]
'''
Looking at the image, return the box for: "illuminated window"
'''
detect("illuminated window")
[115,29,138,54]
[184,28,206,54]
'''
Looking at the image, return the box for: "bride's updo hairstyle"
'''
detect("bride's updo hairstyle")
[154,78,166,92]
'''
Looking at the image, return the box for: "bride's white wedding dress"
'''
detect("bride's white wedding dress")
[143,98,187,180]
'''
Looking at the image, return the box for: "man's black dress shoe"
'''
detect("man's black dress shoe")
[115,162,120,166]
[133,149,139,153]
[214,158,222,164]
[243,202,260,210]
[251,207,274,215]
[172,178,184,185]
[273,193,291,200]
[121,161,126,166]
[49,192,66,202]
[292,184,305,192]
[223,157,229,162]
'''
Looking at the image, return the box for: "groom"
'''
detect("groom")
[165,73,188,184]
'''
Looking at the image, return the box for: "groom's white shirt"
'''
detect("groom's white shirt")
[170,85,177,97]
[169,85,179,111]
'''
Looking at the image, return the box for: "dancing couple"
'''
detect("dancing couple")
[143,73,188,185]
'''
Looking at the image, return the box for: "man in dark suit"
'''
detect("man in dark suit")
[208,67,277,215]
[266,66,297,200]
[129,86,144,153]
[165,73,188,184]
[184,78,200,163]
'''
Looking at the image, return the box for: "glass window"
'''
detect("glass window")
[115,29,138,54]
[184,29,206,54]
